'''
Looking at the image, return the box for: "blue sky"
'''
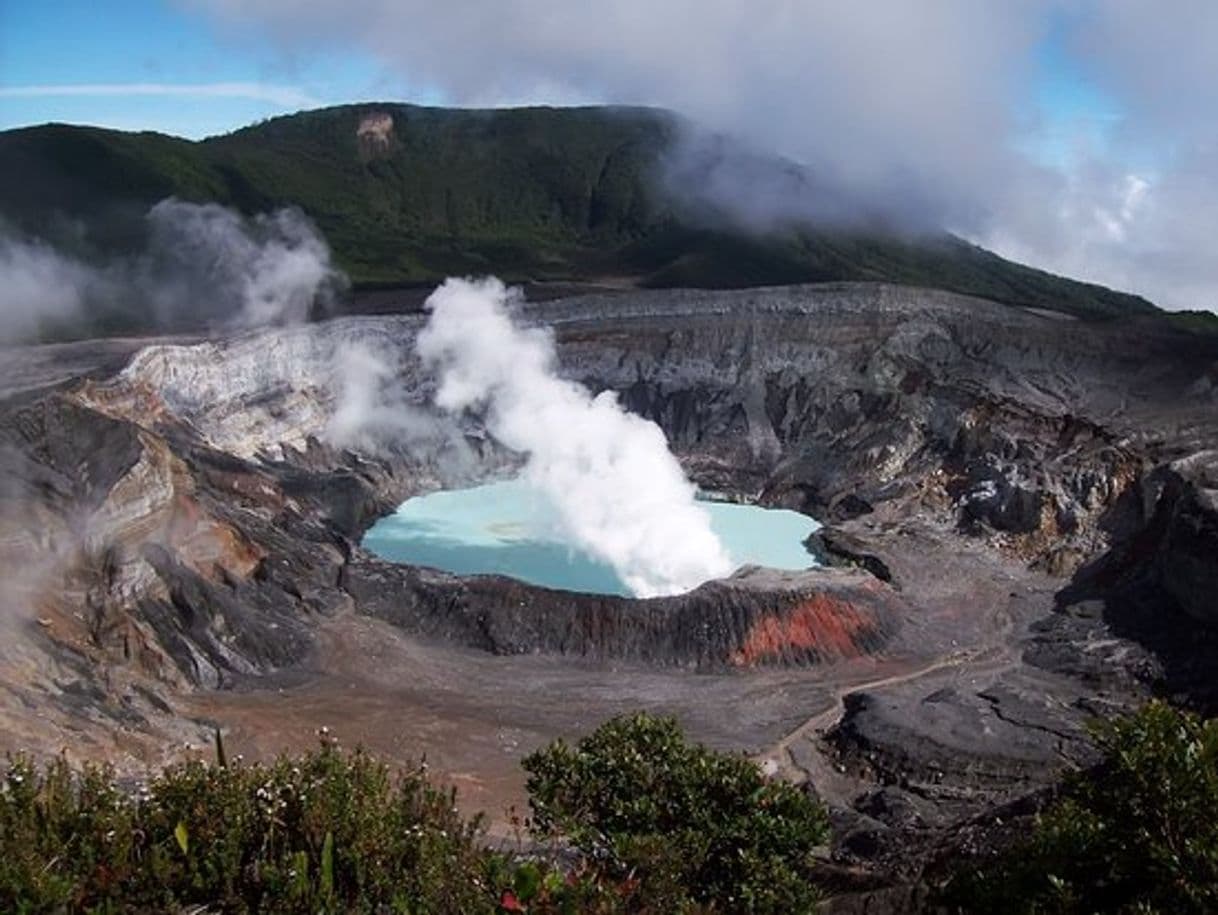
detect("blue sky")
[1021,14,1121,170]
[2,0,1107,149]
[0,0,437,138]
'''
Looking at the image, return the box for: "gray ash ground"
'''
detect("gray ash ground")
[1,281,1215,909]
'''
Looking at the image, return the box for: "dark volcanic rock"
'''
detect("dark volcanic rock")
[345,560,904,668]
[825,664,1102,838]
[958,471,1047,535]
[0,394,144,514]
[1046,455,1218,708]
[805,527,895,585]
[1157,459,1218,626]
[137,543,315,688]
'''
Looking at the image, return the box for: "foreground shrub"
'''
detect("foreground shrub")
[0,736,503,913]
[523,712,829,914]
[0,736,649,914]
[941,700,1218,914]
[1,716,827,913]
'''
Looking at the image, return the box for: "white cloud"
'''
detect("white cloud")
[162,1,1218,310]
[983,152,1218,312]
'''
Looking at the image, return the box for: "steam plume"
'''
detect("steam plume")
[326,338,469,466]
[416,276,733,597]
[0,200,341,343]
[142,200,341,328]
[0,233,98,343]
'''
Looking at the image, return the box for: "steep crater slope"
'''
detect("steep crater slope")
[542,285,1212,564]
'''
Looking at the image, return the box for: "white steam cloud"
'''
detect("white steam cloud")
[0,200,342,343]
[327,340,409,450]
[0,234,97,342]
[326,338,470,465]
[416,276,734,598]
[142,200,340,328]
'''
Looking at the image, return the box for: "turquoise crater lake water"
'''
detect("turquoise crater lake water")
[362,478,821,596]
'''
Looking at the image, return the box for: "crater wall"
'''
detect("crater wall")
[1,281,1215,768]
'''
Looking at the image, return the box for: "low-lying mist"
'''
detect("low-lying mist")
[416,276,734,598]
[0,199,343,343]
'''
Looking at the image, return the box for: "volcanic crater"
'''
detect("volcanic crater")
[2,281,1216,900]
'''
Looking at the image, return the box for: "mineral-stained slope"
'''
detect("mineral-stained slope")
[0,281,1215,904]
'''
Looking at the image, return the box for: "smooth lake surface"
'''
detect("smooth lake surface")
[362,478,820,596]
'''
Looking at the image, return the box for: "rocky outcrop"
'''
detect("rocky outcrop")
[1044,452,1218,709]
[830,679,1096,809]
[804,528,894,584]
[356,112,397,160]
[346,561,903,668]
[1156,455,1218,626]
[0,391,360,691]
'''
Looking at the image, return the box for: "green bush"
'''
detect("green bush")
[0,716,827,913]
[0,735,501,913]
[0,735,647,914]
[523,712,829,914]
[0,719,826,914]
[941,700,1218,914]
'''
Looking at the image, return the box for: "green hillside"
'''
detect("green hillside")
[0,103,1160,320]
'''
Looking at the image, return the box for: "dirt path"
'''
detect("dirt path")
[752,519,1037,806]
[754,645,1016,805]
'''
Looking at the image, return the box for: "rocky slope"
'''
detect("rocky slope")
[0,281,1215,905]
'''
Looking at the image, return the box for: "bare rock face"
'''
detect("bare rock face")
[356,111,397,160]
[541,285,1184,569]
[97,318,417,460]
[1157,455,1218,626]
